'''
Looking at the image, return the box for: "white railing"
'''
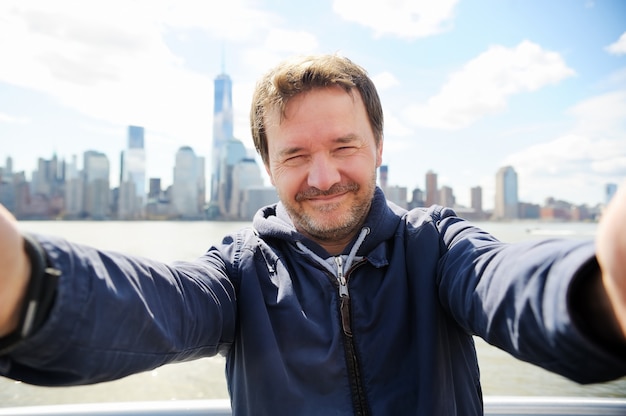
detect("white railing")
[0,397,625,415]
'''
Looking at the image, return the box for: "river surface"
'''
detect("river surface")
[1,219,624,406]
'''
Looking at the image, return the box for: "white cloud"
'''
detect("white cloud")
[239,27,320,78]
[152,0,279,41]
[403,41,576,130]
[264,29,319,53]
[0,112,29,124]
[372,71,400,91]
[0,0,281,147]
[382,112,413,139]
[567,90,626,137]
[332,0,458,39]
[505,134,613,176]
[605,31,626,56]
[502,91,626,205]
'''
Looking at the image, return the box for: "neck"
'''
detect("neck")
[299,223,364,256]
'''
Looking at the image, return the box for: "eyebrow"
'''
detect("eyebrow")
[334,134,358,144]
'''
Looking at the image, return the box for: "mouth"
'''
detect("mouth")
[305,195,347,211]
[307,191,347,202]
[295,183,359,203]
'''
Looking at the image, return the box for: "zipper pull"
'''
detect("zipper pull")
[335,256,352,336]
[334,256,349,298]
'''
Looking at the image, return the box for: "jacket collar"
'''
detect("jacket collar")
[253,187,403,262]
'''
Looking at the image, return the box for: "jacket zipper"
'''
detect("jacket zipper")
[334,256,370,416]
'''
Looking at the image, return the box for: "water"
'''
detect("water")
[1,220,624,407]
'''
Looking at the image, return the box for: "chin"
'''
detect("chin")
[302,210,362,240]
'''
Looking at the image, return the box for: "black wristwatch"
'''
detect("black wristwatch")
[0,234,61,355]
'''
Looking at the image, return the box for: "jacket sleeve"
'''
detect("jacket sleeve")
[434,207,626,384]
[0,233,238,386]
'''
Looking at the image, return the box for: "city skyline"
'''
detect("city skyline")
[0,145,616,213]
[0,1,625,210]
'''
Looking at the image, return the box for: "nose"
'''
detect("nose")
[307,154,341,191]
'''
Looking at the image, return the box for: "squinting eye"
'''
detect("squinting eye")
[336,146,356,154]
[283,155,305,165]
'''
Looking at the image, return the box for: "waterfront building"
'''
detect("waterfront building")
[217,139,247,217]
[470,186,483,214]
[377,165,407,208]
[229,156,265,219]
[0,162,16,214]
[3,156,13,177]
[385,185,408,209]
[64,155,84,218]
[408,187,425,209]
[518,202,540,219]
[210,73,234,206]
[172,146,205,219]
[207,65,273,220]
[379,165,389,190]
[238,186,278,221]
[439,185,455,208]
[145,177,171,220]
[493,166,518,220]
[29,154,65,218]
[83,150,110,220]
[425,170,438,206]
[118,126,147,219]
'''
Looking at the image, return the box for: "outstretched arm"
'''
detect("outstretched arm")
[0,208,238,386]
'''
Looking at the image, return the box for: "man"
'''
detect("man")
[1,54,625,415]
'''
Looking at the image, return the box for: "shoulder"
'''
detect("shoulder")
[403,205,460,229]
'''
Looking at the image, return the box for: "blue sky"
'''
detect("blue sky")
[0,0,624,209]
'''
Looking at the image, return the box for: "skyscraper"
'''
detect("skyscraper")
[64,155,83,218]
[211,73,234,204]
[217,138,249,217]
[379,165,389,191]
[230,157,265,219]
[118,125,146,219]
[494,166,518,220]
[128,125,145,148]
[208,67,270,219]
[470,186,483,214]
[83,150,110,219]
[4,156,13,177]
[425,170,438,206]
[439,185,455,208]
[172,146,205,219]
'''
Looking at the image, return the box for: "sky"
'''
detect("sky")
[0,0,625,210]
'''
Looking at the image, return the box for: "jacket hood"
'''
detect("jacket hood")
[252,187,404,257]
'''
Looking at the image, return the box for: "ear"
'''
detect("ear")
[375,138,384,168]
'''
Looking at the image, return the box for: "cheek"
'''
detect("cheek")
[269,165,299,193]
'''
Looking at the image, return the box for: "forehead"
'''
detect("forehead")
[267,85,357,117]
[264,87,368,145]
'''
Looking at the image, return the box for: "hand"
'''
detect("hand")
[0,204,30,337]
[595,181,626,339]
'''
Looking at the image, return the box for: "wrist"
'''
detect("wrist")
[0,237,31,337]
[569,258,626,353]
[0,234,61,355]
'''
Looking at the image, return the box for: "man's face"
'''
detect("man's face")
[265,86,383,248]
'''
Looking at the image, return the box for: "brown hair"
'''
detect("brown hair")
[250,54,384,166]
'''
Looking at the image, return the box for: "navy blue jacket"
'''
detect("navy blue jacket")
[2,188,625,415]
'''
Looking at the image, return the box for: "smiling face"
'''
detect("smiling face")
[265,86,383,254]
